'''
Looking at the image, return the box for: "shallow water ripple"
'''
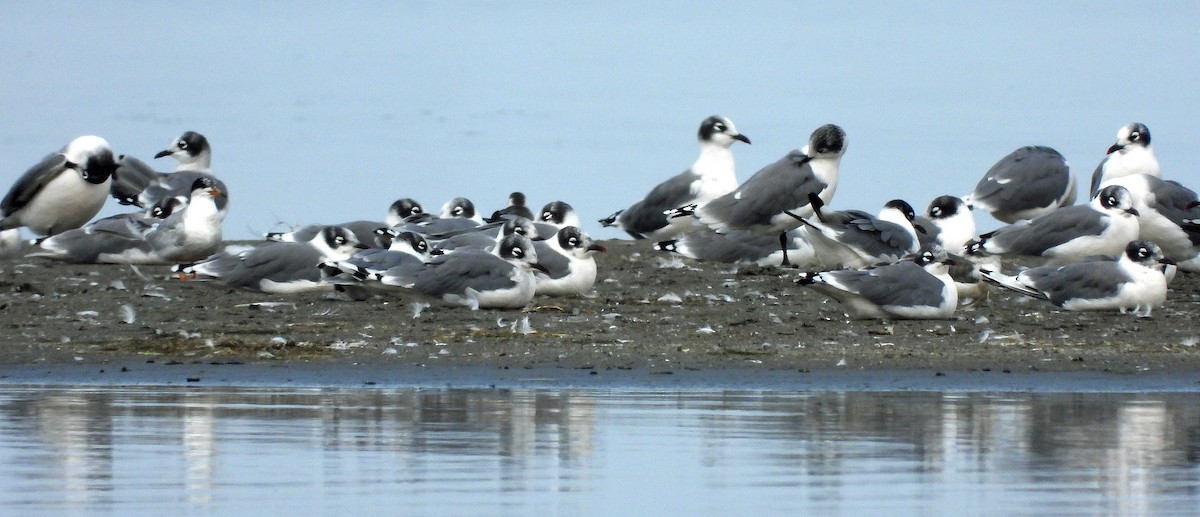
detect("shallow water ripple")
[0,387,1197,516]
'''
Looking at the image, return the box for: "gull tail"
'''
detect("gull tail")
[654,240,679,253]
[979,270,1047,300]
[664,204,697,220]
[598,210,623,227]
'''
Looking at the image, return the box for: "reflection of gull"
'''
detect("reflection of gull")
[183,393,217,503]
[1109,402,1168,517]
[34,392,113,504]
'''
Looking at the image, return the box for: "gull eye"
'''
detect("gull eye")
[411,206,422,214]
[1130,132,1140,142]
[511,247,524,258]
[714,123,725,131]
[453,207,463,215]
[514,226,526,235]
[541,211,552,221]
[178,140,188,149]
[568,237,579,246]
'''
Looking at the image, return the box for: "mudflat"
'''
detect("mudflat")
[1,240,1198,383]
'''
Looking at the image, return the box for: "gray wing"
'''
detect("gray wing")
[346,248,423,273]
[410,252,518,297]
[985,205,1105,255]
[533,241,571,280]
[667,228,798,264]
[432,232,497,253]
[1019,261,1125,307]
[820,261,947,307]
[338,220,387,244]
[914,215,942,248]
[1145,177,1200,246]
[402,217,480,236]
[32,217,150,263]
[617,170,701,237]
[201,242,322,288]
[971,146,1070,213]
[140,171,228,211]
[699,150,823,228]
[1089,155,1110,197]
[825,211,915,258]
[143,206,191,251]
[2,153,71,216]
[111,155,163,205]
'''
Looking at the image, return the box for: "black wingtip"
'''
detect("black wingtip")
[665,204,698,220]
[598,210,622,227]
[807,193,827,223]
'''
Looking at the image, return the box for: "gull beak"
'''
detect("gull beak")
[1106,143,1123,155]
[912,222,928,235]
[733,134,751,145]
[154,149,173,159]
[587,243,608,253]
[1126,207,1140,216]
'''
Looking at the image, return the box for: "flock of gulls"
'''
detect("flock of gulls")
[600,116,1197,319]
[1,117,1197,319]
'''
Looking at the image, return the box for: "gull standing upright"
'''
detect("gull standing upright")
[113,131,228,215]
[1090,122,1160,196]
[966,185,1141,266]
[1,135,118,236]
[981,240,1171,316]
[667,124,846,266]
[600,115,749,241]
[963,146,1075,223]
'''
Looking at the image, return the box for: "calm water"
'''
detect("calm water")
[4,2,1200,238]
[0,385,1197,516]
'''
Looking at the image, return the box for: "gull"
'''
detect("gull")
[175,226,367,293]
[801,199,924,269]
[795,246,957,320]
[31,177,226,264]
[600,115,749,241]
[981,240,1171,316]
[963,146,1075,223]
[372,233,545,310]
[915,195,977,253]
[1090,122,1160,196]
[1,135,117,236]
[667,123,846,266]
[532,226,607,296]
[966,185,1140,266]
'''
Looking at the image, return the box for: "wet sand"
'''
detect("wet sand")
[1,240,1199,387]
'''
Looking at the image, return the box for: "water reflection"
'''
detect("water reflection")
[0,387,1196,515]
